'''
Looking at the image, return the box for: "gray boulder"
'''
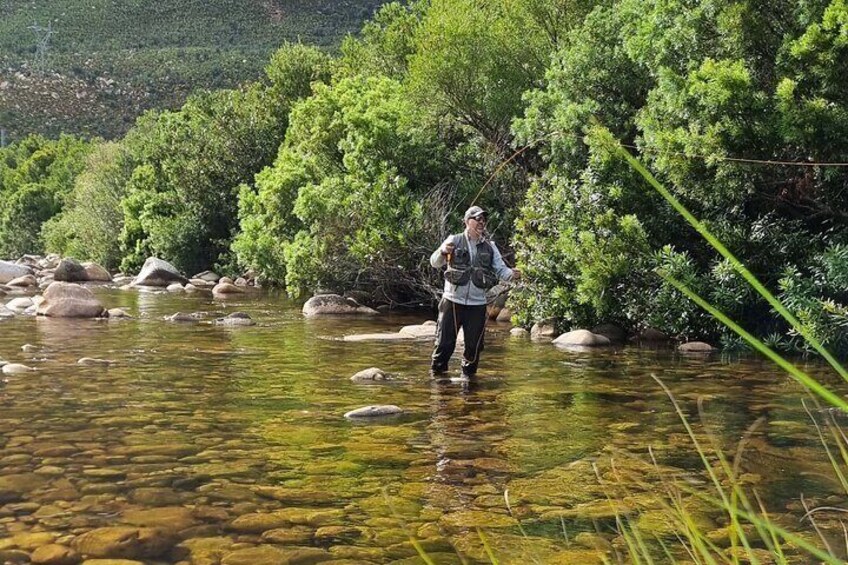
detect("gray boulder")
[53,258,88,282]
[302,294,379,317]
[0,260,31,284]
[132,257,188,287]
[592,323,627,344]
[37,282,105,318]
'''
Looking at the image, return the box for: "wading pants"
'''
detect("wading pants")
[431,298,487,377]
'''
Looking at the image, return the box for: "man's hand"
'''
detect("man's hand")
[441,242,455,256]
[511,269,522,281]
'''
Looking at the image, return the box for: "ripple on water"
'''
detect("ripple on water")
[0,288,845,562]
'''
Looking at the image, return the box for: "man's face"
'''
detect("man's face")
[466,214,487,238]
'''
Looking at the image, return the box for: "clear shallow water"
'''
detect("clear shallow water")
[0,287,845,563]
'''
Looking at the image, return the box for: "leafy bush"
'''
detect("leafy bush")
[234,74,458,300]
[511,0,848,350]
[0,134,92,257]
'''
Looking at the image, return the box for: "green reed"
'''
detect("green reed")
[599,128,848,563]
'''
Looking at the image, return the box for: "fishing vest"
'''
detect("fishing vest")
[444,233,499,290]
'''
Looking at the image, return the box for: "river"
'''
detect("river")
[0,287,844,563]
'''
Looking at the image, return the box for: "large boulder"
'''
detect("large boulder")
[302,294,379,317]
[0,260,31,284]
[132,258,188,287]
[53,258,88,282]
[37,282,105,318]
[553,329,611,347]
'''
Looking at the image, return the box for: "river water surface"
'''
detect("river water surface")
[0,288,846,563]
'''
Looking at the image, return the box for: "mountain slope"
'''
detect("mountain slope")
[0,0,387,141]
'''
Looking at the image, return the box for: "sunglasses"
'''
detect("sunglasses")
[470,215,487,222]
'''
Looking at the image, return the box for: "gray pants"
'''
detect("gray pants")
[431,299,487,376]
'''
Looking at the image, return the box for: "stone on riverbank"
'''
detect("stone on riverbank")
[37,282,105,318]
[302,294,378,317]
[132,257,187,287]
[344,405,403,419]
[193,270,220,283]
[0,260,31,284]
[83,262,112,282]
[54,258,88,282]
[6,274,37,287]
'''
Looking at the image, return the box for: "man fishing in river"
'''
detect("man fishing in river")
[429,205,521,379]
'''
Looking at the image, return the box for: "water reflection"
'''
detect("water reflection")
[0,288,844,562]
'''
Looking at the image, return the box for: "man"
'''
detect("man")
[430,205,521,378]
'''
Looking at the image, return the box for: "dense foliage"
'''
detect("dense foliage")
[6,0,848,354]
[0,134,93,258]
[511,0,848,352]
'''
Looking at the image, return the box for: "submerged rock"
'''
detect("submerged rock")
[216,312,255,326]
[70,526,173,559]
[29,544,79,565]
[344,405,403,419]
[302,294,379,317]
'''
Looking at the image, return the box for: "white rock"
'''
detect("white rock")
[0,260,32,284]
[6,274,37,287]
[77,357,113,366]
[166,283,184,292]
[344,405,403,418]
[5,297,34,312]
[678,341,716,352]
[553,329,611,347]
[350,367,392,382]
[2,363,35,374]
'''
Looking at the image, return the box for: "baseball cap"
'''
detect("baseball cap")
[464,205,487,221]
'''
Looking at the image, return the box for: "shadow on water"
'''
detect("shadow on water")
[0,287,845,562]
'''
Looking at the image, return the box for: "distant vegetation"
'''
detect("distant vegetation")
[0,0,386,140]
[2,0,848,358]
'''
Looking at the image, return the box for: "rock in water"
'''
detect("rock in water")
[132,257,188,287]
[36,282,105,318]
[678,341,716,352]
[302,294,379,317]
[350,367,392,382]
[552,329,611,347]
[215,312,255,326]
[344,405,403,418]
[0,260,31,284]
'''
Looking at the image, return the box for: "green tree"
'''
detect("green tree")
[0,134,92,257]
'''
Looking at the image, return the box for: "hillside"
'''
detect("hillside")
[0,0,387,141]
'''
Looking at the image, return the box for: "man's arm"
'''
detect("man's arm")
[431,236,454,268]
[491,242,520,281]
